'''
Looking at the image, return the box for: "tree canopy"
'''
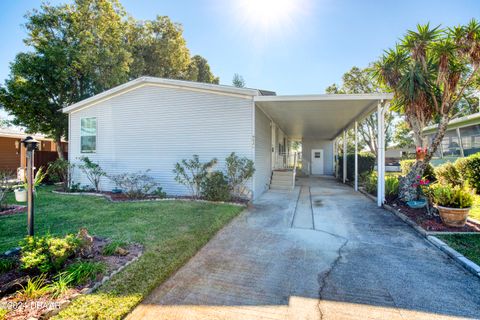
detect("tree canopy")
[0,0,219,156]
[232,73,246,88]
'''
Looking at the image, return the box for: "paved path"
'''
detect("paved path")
[127,177,480,320]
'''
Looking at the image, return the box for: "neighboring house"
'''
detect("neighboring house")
[0,127,68,174]
[63,77,392,199]
[423,112,480,165]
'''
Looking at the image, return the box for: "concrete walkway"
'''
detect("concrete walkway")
[127,177,480,320]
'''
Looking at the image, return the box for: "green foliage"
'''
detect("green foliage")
[173,155,217,198]
[225,152,255,197]
[20,234,80,273]
[78,157,106,192]
[48,271,74,298]
[385,175,400,198]
[400,159,435,181]
[365,171,377,195]
[0,170,15,209]
[0,308,8,320]
[17,274,50,299]
[455,152,480,193]
[435,162,463,186]
[109,170,158,199]
[232,73,246,88]
[201,171,231,202]
[152,187,167,198]
[64,261,106,285]
[0,257,16,274]
[188,55,219,84]
[393,120,415,148]
[49,159,75,192]
[428,183,474,208]
[338,152,376,182]
[102,241,128,256]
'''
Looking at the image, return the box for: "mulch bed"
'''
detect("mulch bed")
[389,199,480,232]
[0,205,26,217]
[0,236,143,320]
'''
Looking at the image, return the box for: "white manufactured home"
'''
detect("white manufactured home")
[63,77,392,203]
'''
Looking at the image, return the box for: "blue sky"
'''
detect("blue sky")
[0,0,479,95]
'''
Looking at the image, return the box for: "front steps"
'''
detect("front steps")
[270,170,295,190]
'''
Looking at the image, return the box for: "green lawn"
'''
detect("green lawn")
[0,186,244,319]
[437,234,480,266]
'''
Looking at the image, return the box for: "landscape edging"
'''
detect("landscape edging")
[358,187,480,279]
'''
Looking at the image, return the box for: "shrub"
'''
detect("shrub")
[385,175,399,198]
[109,170,158,199]
[48,159,75,192]
[173,155,217,198]
[338,152,376,182]
[20,234,80,273]
[78,157,106,192]
[400,159,435,181]
[0,257,16,274]
[201,171,231,202]
[435,162,463,186]
[365,171,377,195]
[65,261,106,285]
[428,183,474,208]
[152,187,167,198]
[225,152,255,197]
[455,152,480,193]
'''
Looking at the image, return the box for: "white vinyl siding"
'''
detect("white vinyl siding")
[301,139,334,175]
[254,107,272,198]
[69,84,254,195]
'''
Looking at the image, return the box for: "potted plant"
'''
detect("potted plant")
[14,167,46,202]
[406,175,430,208]
[428,183,474,227]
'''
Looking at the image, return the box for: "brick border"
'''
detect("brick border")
[358,188,480,279]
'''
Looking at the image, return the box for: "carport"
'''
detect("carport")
[254,93,393,207]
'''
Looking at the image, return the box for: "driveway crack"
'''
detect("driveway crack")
[317,238,349,320]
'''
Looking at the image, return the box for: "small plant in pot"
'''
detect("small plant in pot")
[14,167,46,202]
[427,183,474,227]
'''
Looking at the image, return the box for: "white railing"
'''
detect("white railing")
[275,152,301,170]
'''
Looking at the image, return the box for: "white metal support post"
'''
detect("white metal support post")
[333,138,337,178]
[343,130,347,183]
[377,101,386,207]
[354,121,358,191]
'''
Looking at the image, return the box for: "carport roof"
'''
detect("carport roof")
[254,93,393,140]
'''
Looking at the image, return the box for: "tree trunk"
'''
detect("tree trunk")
[55,137,65,160]
[399,114,450,201]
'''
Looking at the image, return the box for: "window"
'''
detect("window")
[460,124,480,156]
[81,118,97,153]
[315,152,321,158]
[440,130,461,157]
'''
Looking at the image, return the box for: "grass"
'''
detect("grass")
[470,194,480,221]
[437,234,480,266]
[102,240,128,256]
[0,186,243,319]
[65,261,107,285]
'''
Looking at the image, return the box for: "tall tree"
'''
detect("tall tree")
[188,55,219,84]
[373,21,480,201]
[127,16,191,79]
[392,120,415,148]
[232,73,246,88]
[0,0,131,158]
[326,66,394,156]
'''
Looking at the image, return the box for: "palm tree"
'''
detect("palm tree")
[372,20,480,201]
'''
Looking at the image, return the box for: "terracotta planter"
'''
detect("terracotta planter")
[437,205,470,227]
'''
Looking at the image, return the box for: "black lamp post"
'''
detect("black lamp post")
[22,136,39,236]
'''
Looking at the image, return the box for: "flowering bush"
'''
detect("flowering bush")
[411,175,430,200]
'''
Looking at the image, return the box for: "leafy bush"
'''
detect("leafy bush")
[48,159,75,192]
[173,155,217,198]
[20,234,80,273]
[17,274,50,299]
[201,171,231,202]
[0,257,16,274]
[152,187,167,198]
[78,157,106,192]
[109,170,158,199]
[65,261,106,285]
[455,152,480,193]
[0,170,15,210]
[428,183,474,208]
[385,175,399,198]
[225,152,255,197]
[435,162,463,186]
[102,241,128,256]
[338,152,376,182]
[400,159,435,181]
[365,171,377,195]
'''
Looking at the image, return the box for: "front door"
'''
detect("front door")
[311,149,324,175]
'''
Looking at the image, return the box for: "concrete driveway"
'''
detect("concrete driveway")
[127,177,480,320]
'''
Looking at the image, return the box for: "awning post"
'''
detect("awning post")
[377,102,386,207]
[343,130,347,183]
[354,121,358,192]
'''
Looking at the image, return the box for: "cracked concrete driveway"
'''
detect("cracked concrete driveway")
[127,177,480,320]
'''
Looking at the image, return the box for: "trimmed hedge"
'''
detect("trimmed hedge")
[455,152,480,193]
[338,152,376,182]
